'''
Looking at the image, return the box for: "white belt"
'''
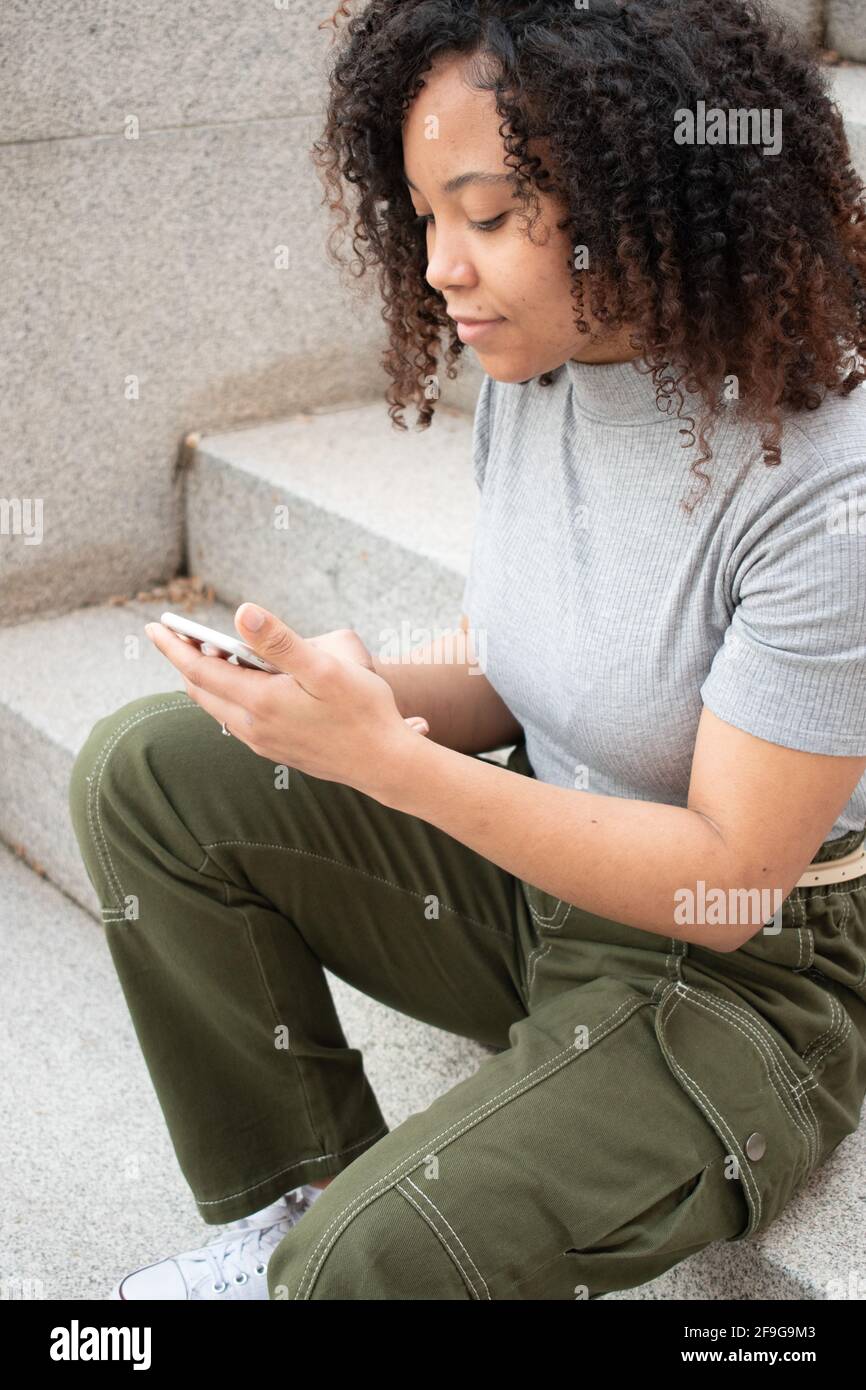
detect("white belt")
[795,841,866,889]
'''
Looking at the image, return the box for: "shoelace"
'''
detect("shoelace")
[188,1190,312,1295]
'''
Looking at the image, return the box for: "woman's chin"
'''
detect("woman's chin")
[471,351,552,384]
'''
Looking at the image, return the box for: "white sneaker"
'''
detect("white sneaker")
[109,1186,323,1300]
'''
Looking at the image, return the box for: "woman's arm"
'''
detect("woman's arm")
[370,703,866,954]
[371,614,524,755]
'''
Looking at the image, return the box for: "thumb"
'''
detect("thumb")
[404,716,430,736]
[235,603,324,690]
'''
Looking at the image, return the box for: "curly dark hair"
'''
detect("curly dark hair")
[311,0,866,507]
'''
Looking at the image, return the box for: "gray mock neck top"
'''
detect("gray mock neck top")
[461,356,866,837]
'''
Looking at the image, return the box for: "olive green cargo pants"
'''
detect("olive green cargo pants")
[68,691,866,1299]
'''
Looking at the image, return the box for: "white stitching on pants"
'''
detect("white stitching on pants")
[829,890,866,987]
[522,891,572,996]
[791,883,866,987]
[792,892,815,971]
[402,1174,490,1298]
[674,986,819,1169]
[793,881,866,903]
[395,1179,487,1299]
[290,995,648,1299]
[684,987,819,1166]
[660,989,762,1230]
[787,892,811,971]
[204,841,512,943]
[651,975,668,1006]
[650,936,687,1004]
[195,1123,391,1207]
[84,700,396,1212]
[87,706,510,943]
[525,893,573,931]
[795,998,853,1088]
[85,700,194,913]
[759,886,866,999]
[798,992,847,1070]
[525,940,552,991]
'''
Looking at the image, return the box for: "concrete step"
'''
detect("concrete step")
[183,399,478,656]
[0,392,479,914]
[828,63,866,176]
[827,2,866,63]
[0,839,491,1300]
[0,591,241,915]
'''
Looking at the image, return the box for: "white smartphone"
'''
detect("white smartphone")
[157,611,283,674]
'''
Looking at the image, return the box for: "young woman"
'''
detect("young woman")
[70,0,866,1300]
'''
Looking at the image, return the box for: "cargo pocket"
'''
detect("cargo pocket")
[504,1155,746,1299]
[652,979,816,1242]
[731,879,866,1171]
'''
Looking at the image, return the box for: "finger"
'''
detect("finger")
[179,676,256,740]
[235,604,334,695]
[145,622,273,703]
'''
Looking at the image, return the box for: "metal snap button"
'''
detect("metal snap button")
[745,1132,766,1161]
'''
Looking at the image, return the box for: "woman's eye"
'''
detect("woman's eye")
[414,213,505,233]
[469,215,505,233]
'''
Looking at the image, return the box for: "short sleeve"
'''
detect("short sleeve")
[700,460,866,755]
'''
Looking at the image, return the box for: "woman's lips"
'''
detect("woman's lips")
[455,318,505,344]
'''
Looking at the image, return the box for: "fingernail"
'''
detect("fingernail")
[240,604,264,631]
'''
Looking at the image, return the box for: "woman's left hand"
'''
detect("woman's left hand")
[144,602,416,802]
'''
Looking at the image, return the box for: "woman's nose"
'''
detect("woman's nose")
[425,246,477,295]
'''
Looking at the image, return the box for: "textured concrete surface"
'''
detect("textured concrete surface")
[827,2,866,62]
[828,62,866,175]
[0,594,234,912]
[0,0,332,141]
[1,109,400,627]
[0,387,478,912]
[185,403,478,654]
[767,0,826,49]
[1,0,482,626]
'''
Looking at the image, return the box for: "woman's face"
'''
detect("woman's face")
[401,53,639,382]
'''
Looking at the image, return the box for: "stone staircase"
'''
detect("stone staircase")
[3,43,866,1300]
